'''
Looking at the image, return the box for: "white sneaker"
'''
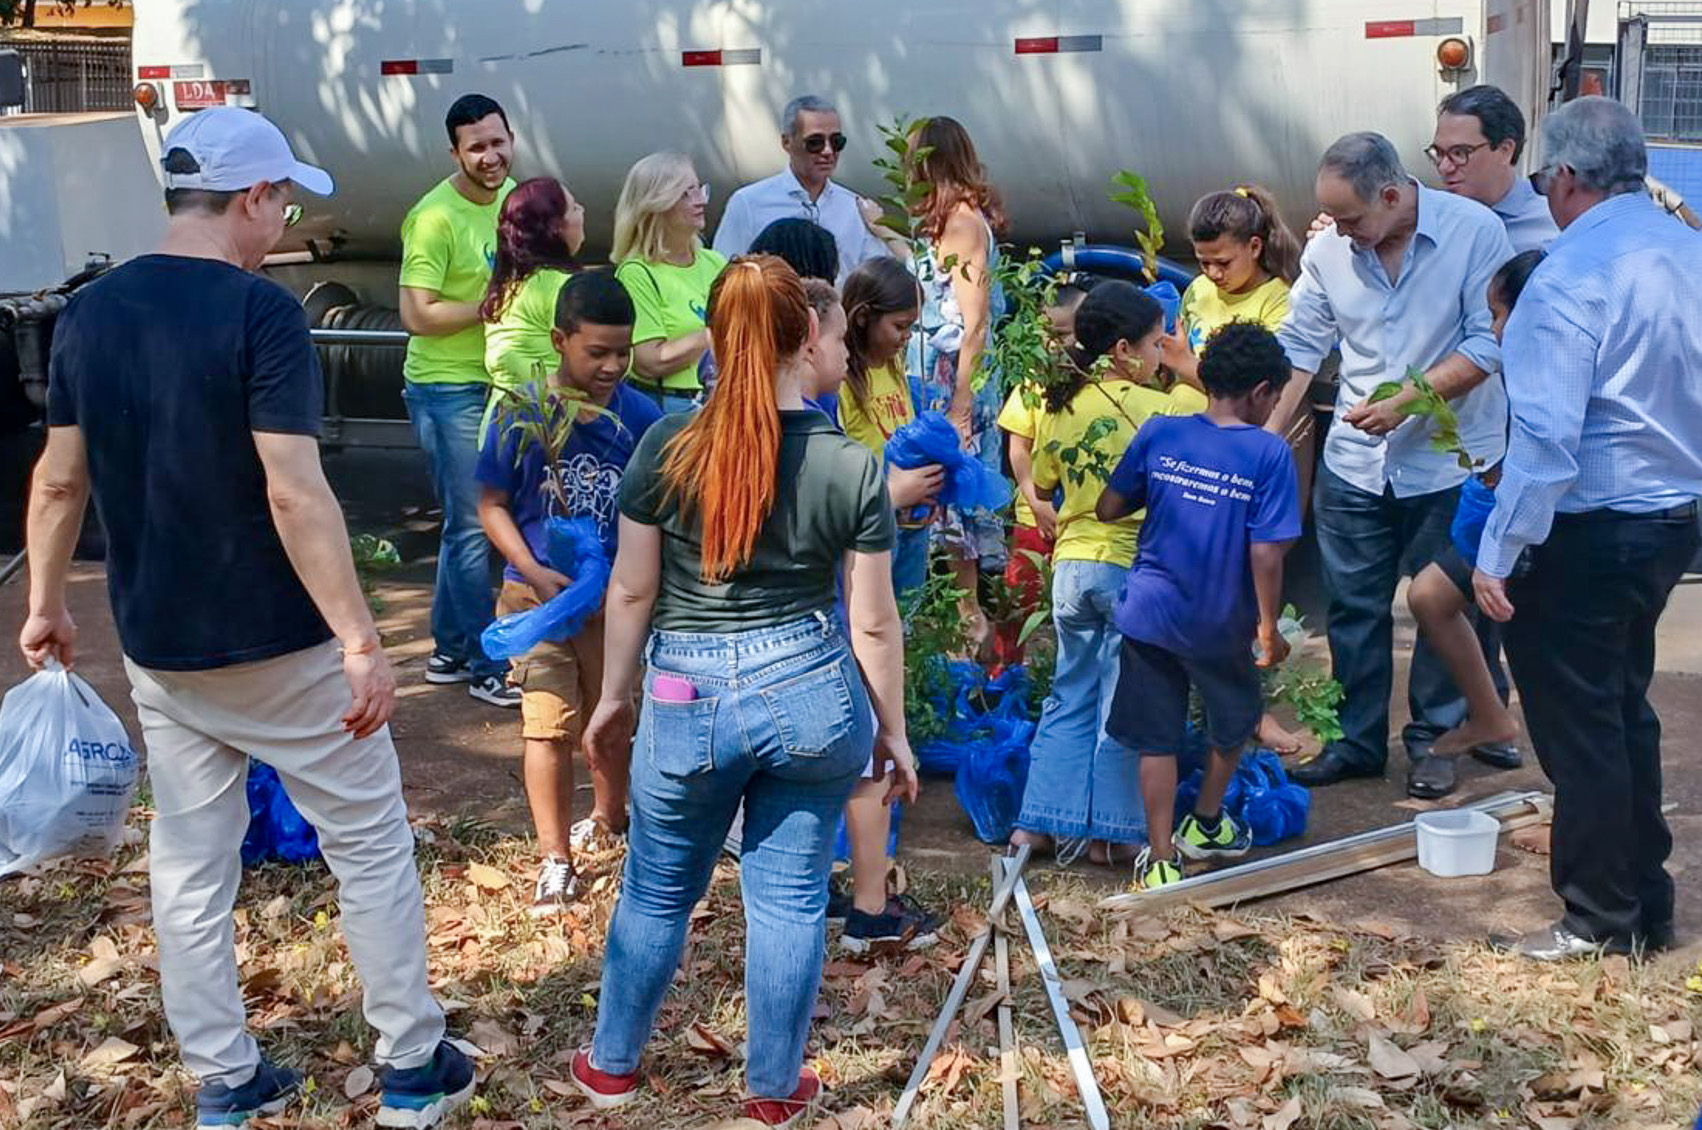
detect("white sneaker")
[569,817,623,854]
[530,856,578,918]
[468,675,522,708]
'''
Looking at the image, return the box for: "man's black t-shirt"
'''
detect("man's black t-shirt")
[46,255,333,671]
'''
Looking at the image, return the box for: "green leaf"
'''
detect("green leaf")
[1016,608,1051,646]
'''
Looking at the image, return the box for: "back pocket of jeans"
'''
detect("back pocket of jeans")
[759,662,855,758]
[645,694,717,777]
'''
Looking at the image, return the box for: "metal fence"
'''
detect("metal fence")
[1620,2,1702,141]
[3,37,131,113]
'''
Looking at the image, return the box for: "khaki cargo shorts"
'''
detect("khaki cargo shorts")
[496,580,603,743]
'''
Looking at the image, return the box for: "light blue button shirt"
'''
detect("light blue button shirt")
[1490,175,1560,254]
[711,168,890,284]
[1278,183,1515,498]
[1477,192,1702,578]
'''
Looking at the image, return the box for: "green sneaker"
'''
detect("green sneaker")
[1173,812,1253,861]
[1133,847,1185,891]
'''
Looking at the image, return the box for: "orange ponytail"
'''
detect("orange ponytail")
[660,254,811,582]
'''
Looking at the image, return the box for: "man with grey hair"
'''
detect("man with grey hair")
[1275,131,1514,793]
[1474,97,1702,961]
[712,94,891,282]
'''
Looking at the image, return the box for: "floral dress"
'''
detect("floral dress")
[912,213,1009,570]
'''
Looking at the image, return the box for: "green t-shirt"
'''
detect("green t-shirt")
[484,267,571,391]
[615,249,728,391]
[619,410,896,632]
[399,176,515,385]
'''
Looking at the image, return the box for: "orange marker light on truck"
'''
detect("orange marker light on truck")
[133,82,160,111]
[1437,37,1472,71]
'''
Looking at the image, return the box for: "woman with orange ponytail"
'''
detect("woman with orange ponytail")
[572,255,918,1126]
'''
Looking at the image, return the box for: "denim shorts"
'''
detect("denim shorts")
[1106,637,1261,756]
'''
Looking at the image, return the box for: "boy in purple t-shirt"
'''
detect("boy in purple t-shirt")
[476,271,662,915]
[1096,322,1302,891]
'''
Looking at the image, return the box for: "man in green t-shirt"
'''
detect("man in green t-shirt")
[399,93,519,707]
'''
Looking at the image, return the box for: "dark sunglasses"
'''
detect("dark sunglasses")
[1529,164,1560,197]
[802,132,848,154]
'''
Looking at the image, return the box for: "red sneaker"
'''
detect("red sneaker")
[569,1047,639,1110]
[743,1066,822,1128]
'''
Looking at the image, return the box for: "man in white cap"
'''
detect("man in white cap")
[20,108,473,1129]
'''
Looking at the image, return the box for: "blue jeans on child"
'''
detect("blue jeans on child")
[892,524,931,602]
[1015,561,1146,845]
[590,613,872,1098]
[402,381,503,680]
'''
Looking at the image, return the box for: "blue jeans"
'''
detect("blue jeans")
[1016,561,1146,844]
[892,524,931,601]
[402,381,502,679]
[1313,463,1464,770]
[590,614,871,1098]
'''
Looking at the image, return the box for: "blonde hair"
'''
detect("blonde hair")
[613,150,698,264]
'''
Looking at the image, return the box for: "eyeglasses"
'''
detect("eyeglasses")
[802,132,848,155]
[282,202,303,228]
[681,183,711,204]
[1529,164,1562,197]
[1423,140,1492,168]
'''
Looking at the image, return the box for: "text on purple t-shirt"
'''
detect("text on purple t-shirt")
[1107,414,1301,658]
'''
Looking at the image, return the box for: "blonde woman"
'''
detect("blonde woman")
[613,151,728,413]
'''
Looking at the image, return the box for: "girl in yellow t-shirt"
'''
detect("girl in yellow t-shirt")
[841,257,945,600]
[993,279,1092,667]
[1163,185,1309,756]
[480,177,585,391]
[1014,282,1200,866]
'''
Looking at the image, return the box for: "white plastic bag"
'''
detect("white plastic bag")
[0,661,138,875]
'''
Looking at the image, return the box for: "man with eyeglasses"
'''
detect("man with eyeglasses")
[712,94,892,284]
[21,107,473,1126]
[1475,97,1702,961]
[1429,84,1559,255]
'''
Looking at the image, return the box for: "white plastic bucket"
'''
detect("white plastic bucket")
[1415,809,1500,878]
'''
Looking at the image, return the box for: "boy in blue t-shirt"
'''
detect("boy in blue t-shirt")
[476,271,662,914]
[1096,322,1302,891]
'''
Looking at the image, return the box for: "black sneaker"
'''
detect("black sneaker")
[825,873,851,923]
[377,1041,476,1128]
[196,1060,301,1128]
[467,674,522,708]
[424,652,471,684]
[840,892,941,953]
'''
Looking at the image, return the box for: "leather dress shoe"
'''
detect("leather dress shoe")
[1289,750,1383,787]
[1471,742,1523,770]
[1490,922,1607,961]
[1407,754,1458,799]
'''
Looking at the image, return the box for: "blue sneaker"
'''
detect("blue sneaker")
[196,1061,301,1128]
[377,1041,476,1128]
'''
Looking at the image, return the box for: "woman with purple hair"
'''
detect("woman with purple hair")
[481,176,586,391]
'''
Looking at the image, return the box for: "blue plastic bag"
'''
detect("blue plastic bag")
[910,663,1035,843]
[241,760,320,866]
[481,517,612,660]
[1144,280,1182,335]
[1450,475,1497,565]
[885,411,1013,514]
[1173,747,1309,847]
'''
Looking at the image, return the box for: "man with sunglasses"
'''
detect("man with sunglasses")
[712,94,891,284]
[1474,97,1702,961]
[21,107,473,1126]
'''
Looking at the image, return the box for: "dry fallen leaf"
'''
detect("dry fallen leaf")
[1334,1086,1387,1109]
[1331,986,1377,1023]
[343,1064,374,1099]
[467,1018,518,1057]
[77,956,123,988]
[923,1046,975,1096]
[685,1022,738,1059]
[1369,1032,1420,1080]
[466,862,510,891]
[80,1036,140,1070]
[1263,1096,1302,1130]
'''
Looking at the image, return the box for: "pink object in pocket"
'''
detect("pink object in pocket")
[651,674,698,703]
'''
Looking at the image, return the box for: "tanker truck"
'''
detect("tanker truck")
[2,0,1555,447]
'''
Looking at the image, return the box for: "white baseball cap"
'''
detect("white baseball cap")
[161,107,334,196]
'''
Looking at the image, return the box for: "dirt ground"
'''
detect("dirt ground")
[5,558,1700,963]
